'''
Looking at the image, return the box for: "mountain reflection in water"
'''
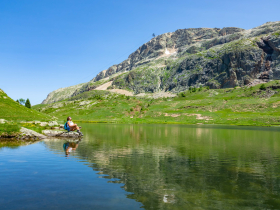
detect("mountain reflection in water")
[44,124,280,209]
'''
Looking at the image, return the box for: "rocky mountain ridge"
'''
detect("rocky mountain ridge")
[42,21,280,104]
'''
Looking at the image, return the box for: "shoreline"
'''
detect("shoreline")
[74,120,280,127]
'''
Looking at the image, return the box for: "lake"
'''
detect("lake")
[1,124,280,209]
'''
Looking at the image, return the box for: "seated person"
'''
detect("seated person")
[67,116,83,136]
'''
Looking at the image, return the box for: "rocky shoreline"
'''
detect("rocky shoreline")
[0,120,82,141]
[0,128,81,141]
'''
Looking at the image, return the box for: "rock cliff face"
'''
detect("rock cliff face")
[42,21,280,104]
[112,22,280,93]
[92,27,244,82]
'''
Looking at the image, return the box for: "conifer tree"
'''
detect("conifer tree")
[16,99,20,104]
[25,98,31,108]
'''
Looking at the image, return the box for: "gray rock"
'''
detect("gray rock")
[20,127,46,139]
[48,121,58,126]
[40,122,48,126]
[42,130,81,138]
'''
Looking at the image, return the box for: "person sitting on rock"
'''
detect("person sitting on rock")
[67,116,83,136]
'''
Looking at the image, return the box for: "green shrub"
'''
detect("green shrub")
[260,84,266,90]
[180,92,186,97]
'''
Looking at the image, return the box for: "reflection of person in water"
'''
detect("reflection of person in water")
[63,140,81,156]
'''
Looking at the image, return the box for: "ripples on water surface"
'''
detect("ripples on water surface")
[1,124,280,209]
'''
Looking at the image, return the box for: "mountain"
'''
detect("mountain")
[42,21,280,104]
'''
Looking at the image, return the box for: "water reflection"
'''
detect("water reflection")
[44,124,280,209]
[0,140,36,150]
[63,139,82,157]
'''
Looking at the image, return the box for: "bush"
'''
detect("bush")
[192,87,197,92]
[260,84,266,90]
[206,86,210,90]
[180,92,186,97]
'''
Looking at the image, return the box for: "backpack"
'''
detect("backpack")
[64,122,70,132]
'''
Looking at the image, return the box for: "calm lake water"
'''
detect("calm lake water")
[1,124,280,209]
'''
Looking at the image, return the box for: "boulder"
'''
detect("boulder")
[0,119,6,124]
[20,127,46,139]
[42,130,81,138]
[48,121,58,126]
[40,122,48,126]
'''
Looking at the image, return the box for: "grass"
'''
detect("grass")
[0,89,51,122]
[0,124,20,137]
[0,88,53,139]
[32,80,280,127]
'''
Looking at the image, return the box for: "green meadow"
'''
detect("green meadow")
[32,80,280,127]
[0,89,50,122]
[0,89,52,137]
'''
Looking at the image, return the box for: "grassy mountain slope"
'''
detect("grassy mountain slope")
[0,89,51,121]
[33,80,280,126]
[42,83,86,104]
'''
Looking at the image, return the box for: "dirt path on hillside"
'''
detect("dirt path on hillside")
[94,81,175,97]
[94,81,134,96]
[109,89,134,96]
[136,91,176,99]
[95,81,113,90]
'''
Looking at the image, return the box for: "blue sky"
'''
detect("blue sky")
[1,0,280,105]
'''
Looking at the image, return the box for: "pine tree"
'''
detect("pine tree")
[25,98,31,108]
[16,99,20,104]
